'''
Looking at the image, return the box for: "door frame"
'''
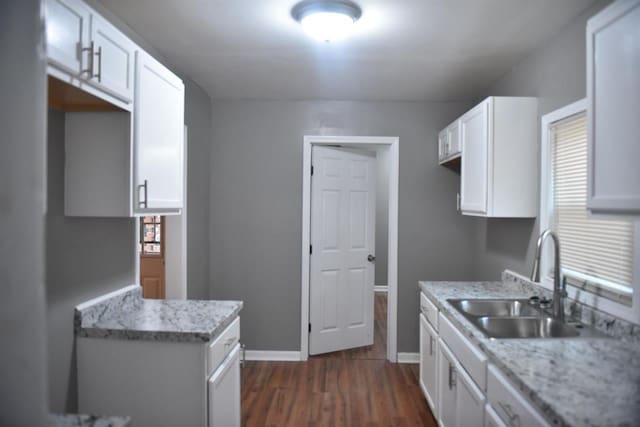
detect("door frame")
[301,135,399,362]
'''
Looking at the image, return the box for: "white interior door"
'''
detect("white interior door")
[309,146,376,355]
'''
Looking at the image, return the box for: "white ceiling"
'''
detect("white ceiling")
[98,0,595,101]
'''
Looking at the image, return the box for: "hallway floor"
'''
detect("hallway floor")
[241,293,436,426]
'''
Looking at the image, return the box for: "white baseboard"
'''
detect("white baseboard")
[245,350,302,361]
[374,285,388,292]
[397,352,419,364]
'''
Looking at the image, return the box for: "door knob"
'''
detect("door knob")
[367,254,376,262]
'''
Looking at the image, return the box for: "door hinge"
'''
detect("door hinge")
[311,165,314,176]
[309,323,312,333]
[309,245,313,254]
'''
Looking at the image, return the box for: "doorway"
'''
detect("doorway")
[140,216,166,299]
[301,136,399,362]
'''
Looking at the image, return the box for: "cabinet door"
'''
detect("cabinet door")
[587,0,640,214]
[455,365,485,427]
[438,129,448,162]
[89,13,136,102]
[134,50,185,211]
[437,339,457,427]
[208,344,241,427]
[447,120,461,156]
[419,314,438,414]
[45,0,91,76]
[460,100,489,215]
[485,404,508,427]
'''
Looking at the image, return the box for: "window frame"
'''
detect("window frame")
[540,98,640,324]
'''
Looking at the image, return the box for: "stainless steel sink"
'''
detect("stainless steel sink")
[448,299,541,317]
[476,316,581,338]
[447,298,609,339]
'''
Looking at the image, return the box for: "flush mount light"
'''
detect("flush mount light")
[292,0,362,42]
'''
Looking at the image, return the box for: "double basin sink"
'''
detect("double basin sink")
[447,299,607,339]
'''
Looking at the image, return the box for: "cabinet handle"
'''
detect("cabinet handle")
[81,41,95,76]
[420,305,428,314]
[224,337,236,350]
[498,402,521,427]
[448,363,456,390]
[138,179,148,208]
[93,46,102,82]
[429,335,434,356]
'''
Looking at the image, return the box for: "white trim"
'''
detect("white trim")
[301,135,399,362]
[374,285,388,293]
[244,351,302,362]
[397,352,419,364]
[164,126,188,299]
[540,99,640,324]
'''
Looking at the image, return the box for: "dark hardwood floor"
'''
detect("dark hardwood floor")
[241,293,437,426]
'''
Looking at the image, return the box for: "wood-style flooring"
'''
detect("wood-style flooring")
[241,293,436,426]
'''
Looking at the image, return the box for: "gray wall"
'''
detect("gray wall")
[46,110,136,413]
[209,101,477,352]
[184,79,213,299]
[0,1,49,425]
[44,5,213,411]
[470,1,611,280]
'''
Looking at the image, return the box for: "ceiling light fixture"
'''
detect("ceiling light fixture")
[292,0,362,42]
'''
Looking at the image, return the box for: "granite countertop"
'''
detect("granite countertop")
[418,277,640,427]
[49,414,130,427]
[75,285,243,343]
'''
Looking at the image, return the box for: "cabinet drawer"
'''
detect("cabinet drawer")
[487,365,551,427]
[420,292,439,330]
[207,317,240,376]
[439,312,487,389]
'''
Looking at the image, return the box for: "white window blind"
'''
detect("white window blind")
[550,112,634,301]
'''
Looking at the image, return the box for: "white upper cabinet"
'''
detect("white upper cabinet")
[46,0,92,76]
[89,13,136,102]
[134,50,185,212]
[459,97,538,217]
[58,0,186,217]
[438,120,462,164]
[587,0,640,215]
[460,102,489,214]
[45,0,135,108]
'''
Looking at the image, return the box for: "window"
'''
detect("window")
[140,216,163,255]
[541,99,639,321]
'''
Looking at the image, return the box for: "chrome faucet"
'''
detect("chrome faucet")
[531,229,566,321]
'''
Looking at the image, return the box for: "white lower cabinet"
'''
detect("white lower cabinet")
[208,344,241,427]
[455,363,485,427]
[419,291,552,427]
[419,313,438,414]
[78,316,241,427]
[437,338,458,427]
[487,365,550,427]
[437,338,485,427]
[485,403,508,427]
